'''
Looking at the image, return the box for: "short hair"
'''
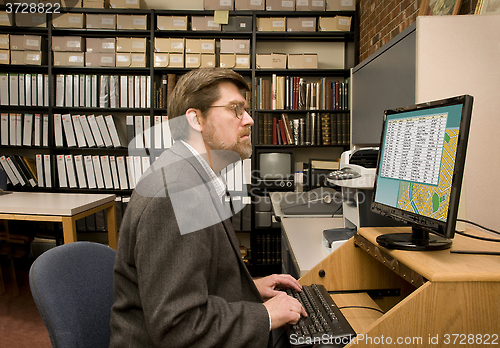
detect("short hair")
[167,68,249,141]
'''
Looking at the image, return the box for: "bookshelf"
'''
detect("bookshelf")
[0,6,357,275]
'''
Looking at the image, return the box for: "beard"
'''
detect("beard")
[202,123,253,161]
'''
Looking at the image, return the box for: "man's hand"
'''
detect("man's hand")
[254,274,302,300]
[263,292,307,330]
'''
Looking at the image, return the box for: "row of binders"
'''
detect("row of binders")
[56,74,151,109]
[0,73,49,107]
[0,155,38,187]
[1,113,49,147]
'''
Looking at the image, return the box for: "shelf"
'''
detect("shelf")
[154,30,252,38]
[52,28,151,37]
[51,66,150,74]
[256,109,350,113]
[52,107,150,113]
[255,144,348,149]
[0,65,49,73]
[256,31,354,41]
[254,69,350,77]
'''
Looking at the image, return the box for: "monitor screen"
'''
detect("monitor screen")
[371,95,473,250]
[259,153,292,180]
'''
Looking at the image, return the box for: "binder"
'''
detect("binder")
[61,113,77,147]
[25,73,31,106]
[226,163,235,191]
[15,114,22,146]
[18,155,37,186]
[65,74,73,107]
[120,75,128,108]
[1,113,8,145]
[56,74,65,107]
[56,154,68,188]
[74,154,87,188]
[43,154,52,187]
[128,75,134,108]
[234,160,243,191]
[44,74,49,107]
[100,155,114,189]
[6,156,27,185]
[99,75,109,108]
[42,114,49,147]
[35,154,44,188]
[134,115,144,148]
[92,155,105,189]
[126,115,134,148]
[143,115,151,148]
[126,156,135,189]
[33,114,41,146]
[31,75,37,108]
[65,155,78,188]
[72,115,87,147]
[79,75,85,107]
[146,75,151,108]
[96,115,113,147]
[91,75,98,107]
[85,75,92,107]
[109,155,120,189]
[18,74,25,106]
[162,116,172,148]
[79,115,96,147]
[73,74,79,107]
[243,158,251,185]
[87,115,105,147]
[0,74,8,106]
[0,155,20,185]
[141,156,150,175]
[116,156,128,189]
[154,115,162,148]
[84,155,96,189]
[22,113,33,146]
[134,76,140,109]
[9,114,16,145]
[133,156,142,185]
[9,74,19,106]
[140,75,146,108]
[105,114,123,147]
[110,75,119,108]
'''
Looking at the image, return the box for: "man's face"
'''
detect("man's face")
[201,81,254,160]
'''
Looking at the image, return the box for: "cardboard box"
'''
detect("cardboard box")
[265,0,295,11]
[169,38,185,53]
[169,53,184,68]
[0,35,8,50]
[116,37,147,52]
[15,12,46,27]
[185,39,201,54]
[191,16,221,31]
[117,15,147,30]
[256,53,286,69]
[10,50,42,65]
[185,53,201,68]
[303,53,318,68]
[52,13,84,28]
[295,0,326,11]
[200,39,215,54]
[154,38,170,53]
[201,54,216,68]
[287,53,317,69]
[83,0,104,7]
[326,0,355,11]
[157,16,188,31]
[235,54,250,68]
[52,36,83,52]
[0,50,9,64]
[287,17,316,32]
[61,0,82,7]
[154,52,169,67]
[235,0,264,10]
[220,39,250,54]
[256,17,286,32]
[0,11,14,26]
[318,16,352,31]
[86,14,116,29]
[10,35,41,51]
[53,52,85,66]
[220,53,250,68]
[85,52,115,67]
[108,0,140,8]
[116,52,146,67]
[222,16,253,32]
[204,0,234,10]
[86,38,116,53]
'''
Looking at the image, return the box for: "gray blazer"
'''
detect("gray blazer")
[110,141,271,348]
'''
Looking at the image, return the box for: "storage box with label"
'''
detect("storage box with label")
[167,38,184,53]
[287,17,316,32]
[10,35,41,51]
[86,14,116,29]
[116,52,146,67]
[52,13,84,29]
[235,54,250,68]
[0,50,9,64]
[220,39,250,54]
[86,38,115,53]
[201,54,216,68]
[191,16,221,31]
[61,0,82,7]
[10,51,42,65]
[287,53,317,69]
[108,0,140,8]
[116,37,147,52]
[256,17,286,32]
[296,0,326,11]
[265,0,295,11]
[154,38,169,53]
[185,39,201,54]
[52,36,83,52]
[185,53,201,68]
[235,0,264,10]
[256,53,287,69]
[154,53,169,67]
[200,39,215,54]
[222,16,253,32]
[15,12,46,27]
[85,52,115,67]
[157,16,188,31]
[169,53,184,68]
[204,0,234,10]
[0,35,8,50]
[220,53,235,68]
[326,0,355,11]
[53,52,85,67]
[318,16,351,31]
[83,0,104,8]
[117,15,147,30]
[0,11,14,26]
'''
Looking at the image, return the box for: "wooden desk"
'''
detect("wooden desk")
[299,226,500,346]
[0,192,118,249]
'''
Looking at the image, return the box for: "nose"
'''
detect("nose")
[242,110,254,126]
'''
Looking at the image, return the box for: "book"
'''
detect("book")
[65,74,73,107]
[33,114,41,146]
[0,156,20,185]
[143,115,151,148]
[162,116,172,148]
[1,113,9,145]
[154,115,162,149]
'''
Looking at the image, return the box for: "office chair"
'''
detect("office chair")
[29,242,116,348]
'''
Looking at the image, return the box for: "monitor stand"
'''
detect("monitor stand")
[376,226,452,251]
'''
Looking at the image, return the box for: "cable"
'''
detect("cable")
[455,230,500,243]
[338,306,385,315]
[457,218,500,236]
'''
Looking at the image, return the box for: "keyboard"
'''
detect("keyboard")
[285,284,356,347]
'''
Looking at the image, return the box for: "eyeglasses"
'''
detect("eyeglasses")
[208,103,252,120]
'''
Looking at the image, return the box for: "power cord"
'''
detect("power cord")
[455,219,500,243]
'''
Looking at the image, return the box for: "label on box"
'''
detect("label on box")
[67,40,81,48]
[102,17,114,25]
[0,53,8,60]
[126,0,138,3]
[172,42,183,49]
[25,39,39,48]
[297,0,307,5]
[207,21,219,28]
[187,56,199,64]
[236,57,249,64]
[117,55,129,62]
[0,38,7,45]
[69,16,82,23]
[132,41,144,49]
[0,14,9,22]
[26,53,40,61]
[202,43,214,50]
[101,56,113,63]
[339,18,351,26]
[173,19,186,26]
[312,0,324,5]
[132,54,143,61]
[282,0,293,7]
[341,0,353,5]
[32,16,45,24]
[133,18,145,25]
[171,56,182,63]
[302,20,314,27]
[155,55,167,62]
[69,55,83,62]
[273,21,284,28]
[240,23,246,28]
[102,42,115,50]
[250,0,262,4]
[220,0,231,5]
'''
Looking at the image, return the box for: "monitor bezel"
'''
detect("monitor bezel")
[371,94,473,240]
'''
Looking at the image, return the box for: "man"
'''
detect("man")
[110,68,306,348]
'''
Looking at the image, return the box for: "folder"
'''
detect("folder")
[61,113,77,147]
[128,75,134,108]
[105,114,123,147]
[143,115,151,148]
[133,156,142,185]
[146,75,151,108]
[22,113,33,146]
[141,156,150,175]
[31,75,37,107]
[9,113,16,145]
[15,114,22,146]
[79,75,85,107]
[87,114,105,147]
[43,74,48,106]
[140,75,146,108]
[154,115,162,148]
[92,155,105,189]
[116,156,128,189]
[91,75,98,107]
[96,115,113,147]
[126,155,135,189]
[35,154,44,188]
[33,114,41,146]
[25,73,31,106]
[56,74,65,107]
[85,75,92,107]
[56,154,68,187]
[134,75,140,109]
[134,115,144,148]
[109,155,120,189]
[72,115,87,147]
[162,116,172,148]
[0,155,20,185]
[73,74,79,107]
[120,75,128,108]
[1,113,8,145]
[65,155,78,188]
[0,74,8,106]
[110,75,119,108]
[100,155,114,189]
[84,155,96,189]
[9,74,19,106]
[43,154,52,187]
[79,115,96,147]
[42,114,49,147]
[65,74,73,107]
[18,74,25,106]
[99,75,109,108]
[74,154,87,188]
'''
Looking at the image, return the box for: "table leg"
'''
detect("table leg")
[106,203,118,250]
[62,217,77,244]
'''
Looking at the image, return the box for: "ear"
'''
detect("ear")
[185,108,202,133]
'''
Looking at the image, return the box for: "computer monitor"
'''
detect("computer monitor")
[371,95,473,250]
